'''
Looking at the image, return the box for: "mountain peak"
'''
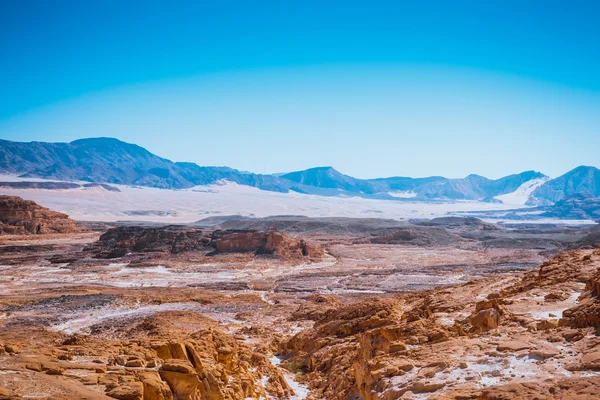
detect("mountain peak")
[529,165,600,204]
[70,137,128,146]
[303,166,339,173]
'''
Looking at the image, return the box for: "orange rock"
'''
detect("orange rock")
[106,382,144,400]
[470,308,500,333]
[496,341,534,352]
[212,229,323,259]
[0,195,81,234]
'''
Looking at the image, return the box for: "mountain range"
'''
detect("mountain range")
[1,137,598,205]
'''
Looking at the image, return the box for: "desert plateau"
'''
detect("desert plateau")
[0,194,599,399]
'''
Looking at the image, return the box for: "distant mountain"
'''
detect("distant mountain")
[0,138,290,191]
[0,137,595,205]
[538,193,600,222]
[281,167,378,194]
[400,171,547,200]
[528,166,600,205]
[280,167,547,201]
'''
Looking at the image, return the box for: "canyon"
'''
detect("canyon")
[0,197,599,399]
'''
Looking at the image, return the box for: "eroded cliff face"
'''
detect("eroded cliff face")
[280,247,600,400]
[212,229,324,259]
[86,226,213,258]
[85,226,323,260]
[561,254,600,331]
[0,195,81,234]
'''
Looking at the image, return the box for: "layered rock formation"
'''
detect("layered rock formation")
[146,329,292,400]
[0,195,81,234]
[211,229,323,258]
[87,226,323,260]
[86,226,212,258]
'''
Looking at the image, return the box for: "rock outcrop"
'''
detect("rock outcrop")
[0,195,81,234]
[502,248,598,296]
[150,330,292,400]
[279,247,600,400]
[561,249,600,330]
[86,226,323,260]
[211,229,323,259]
[86,225,212,258]
[0,327,293,400]
[280,297,454,399]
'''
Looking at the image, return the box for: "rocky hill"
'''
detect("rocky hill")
[281,166,548,200]
[0,138,291,191]
[529,166,600,205]
[0,195,81,234]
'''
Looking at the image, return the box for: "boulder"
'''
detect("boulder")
[106,382,144,400]
[470,308,500,332]
[580,351,600,370]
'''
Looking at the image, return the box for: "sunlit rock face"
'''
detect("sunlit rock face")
[85,225,323,260]
[211,229,323,259]
[0,195,81,234]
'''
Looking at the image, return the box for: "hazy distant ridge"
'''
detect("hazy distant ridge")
[1,137,597,204]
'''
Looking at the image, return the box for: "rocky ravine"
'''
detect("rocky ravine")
[0,310,294,400]
[279,247,600,399]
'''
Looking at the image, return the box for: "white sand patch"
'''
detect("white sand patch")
[0,258,339,294]
[530,291,581,321]
[51,302,207,334]
[0,174,546,224]
[320,288,386,294]
[388,191,417,198]
[271,356,309,400]
[494,177,550,206]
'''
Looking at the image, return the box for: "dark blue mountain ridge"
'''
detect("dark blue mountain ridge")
[528,166,600,205]
[0,137,593,204]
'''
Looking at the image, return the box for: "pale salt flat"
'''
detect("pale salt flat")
[0,257,339,295]
[51,301,252,334]
[2,174,590,224]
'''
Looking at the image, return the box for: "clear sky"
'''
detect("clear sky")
[1,0,599,179]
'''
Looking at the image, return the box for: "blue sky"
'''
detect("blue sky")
[1,0,599,179]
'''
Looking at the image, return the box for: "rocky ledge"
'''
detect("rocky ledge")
[86,226,323,260]
[211,229,324,259]
[0,195,81,235]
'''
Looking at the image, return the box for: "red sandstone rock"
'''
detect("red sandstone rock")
[212,229,323,259]
[0,195,81,234]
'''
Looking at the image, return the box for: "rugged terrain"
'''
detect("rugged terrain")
[0,203,599,399]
